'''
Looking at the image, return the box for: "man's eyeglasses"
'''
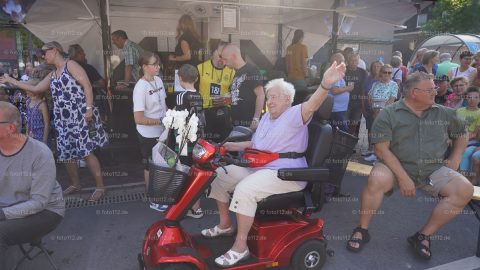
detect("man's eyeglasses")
[462,57,473,61]
[0,121,11,124]
[453,84,466,88]
[414,87,439,94]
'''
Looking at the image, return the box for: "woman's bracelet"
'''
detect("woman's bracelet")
[320,82,330,90]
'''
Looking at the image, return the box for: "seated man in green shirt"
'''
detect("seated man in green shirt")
[346,72,473,260]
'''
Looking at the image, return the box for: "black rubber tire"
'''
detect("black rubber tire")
[154,263,198,270]
[291,240,327,270]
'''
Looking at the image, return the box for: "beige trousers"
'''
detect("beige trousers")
[208,165,306,217]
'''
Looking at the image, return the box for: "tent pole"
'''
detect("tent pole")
[100,0,112,91]
[330,0,340,59]
[100,0,113,113]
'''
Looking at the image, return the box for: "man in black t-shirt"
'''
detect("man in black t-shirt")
[68,44,105,87]
[220,44,265,130]
[345,53,366,137]
[68,44,109,121]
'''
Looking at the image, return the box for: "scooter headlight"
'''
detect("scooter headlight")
[192,143,207,160]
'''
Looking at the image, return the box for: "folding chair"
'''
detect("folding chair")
[14,238,59,270]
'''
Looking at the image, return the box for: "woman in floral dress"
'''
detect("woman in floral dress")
[0,41,108,202]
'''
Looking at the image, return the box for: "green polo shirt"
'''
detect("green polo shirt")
[371,100,466,185]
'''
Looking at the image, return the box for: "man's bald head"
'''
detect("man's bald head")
[0,101,21,131]
[222,44,241,56]
[220,44,244,69]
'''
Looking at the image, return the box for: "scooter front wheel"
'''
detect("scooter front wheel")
[291,239,327,270]
[154,263,198,270]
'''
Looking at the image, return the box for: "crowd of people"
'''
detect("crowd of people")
[0,12,479,267]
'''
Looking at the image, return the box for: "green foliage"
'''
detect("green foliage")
[423,0,480,34]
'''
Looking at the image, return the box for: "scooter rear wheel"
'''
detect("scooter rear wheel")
[291,239,327,270]
[154,263,197,270]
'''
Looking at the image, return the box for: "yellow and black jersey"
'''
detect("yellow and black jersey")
[197,60,235,109]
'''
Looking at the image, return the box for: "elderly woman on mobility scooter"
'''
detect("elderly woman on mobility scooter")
[201,61,346,267]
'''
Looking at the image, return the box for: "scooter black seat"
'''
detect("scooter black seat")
[257,95,334,216]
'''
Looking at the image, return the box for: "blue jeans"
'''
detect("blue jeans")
[330,111,348,132]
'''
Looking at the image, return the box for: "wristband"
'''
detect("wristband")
[320,82,330,90]
[252,117,260,122]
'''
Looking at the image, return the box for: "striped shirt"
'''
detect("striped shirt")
[123,40,143,81]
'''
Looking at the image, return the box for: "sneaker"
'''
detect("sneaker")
[364,154,377,162]
[149,203,169,212]
[186,208,204,219]
[361,151,374,157]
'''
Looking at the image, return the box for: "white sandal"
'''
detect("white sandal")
[214,249,250,267]
[201,225,235,238]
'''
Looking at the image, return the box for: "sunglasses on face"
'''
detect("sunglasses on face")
[382,71,392,74]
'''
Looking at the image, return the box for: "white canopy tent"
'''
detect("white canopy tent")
[21,0,430,73]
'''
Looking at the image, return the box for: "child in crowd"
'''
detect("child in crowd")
[176,64,206,218]
[132,51,167,189]
[458,86,480,184]
[26,91,49,144]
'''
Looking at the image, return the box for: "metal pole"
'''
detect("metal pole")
[99,0,112,90]
[277,24,283,59]
[99,0,113,121]
[330,0,340,59]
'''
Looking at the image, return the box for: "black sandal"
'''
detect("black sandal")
[346,226,371,252]
[407,232,432,260]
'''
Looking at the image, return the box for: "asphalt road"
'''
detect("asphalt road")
[6,172,480,270]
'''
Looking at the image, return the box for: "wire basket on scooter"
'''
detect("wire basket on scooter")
[147,163,190,205]
[147,143,191,205]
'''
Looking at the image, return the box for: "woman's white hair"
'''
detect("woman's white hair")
[265,78,296,104]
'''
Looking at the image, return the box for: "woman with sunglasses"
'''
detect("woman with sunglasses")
[365,64,398,162]
[0,41,108,202]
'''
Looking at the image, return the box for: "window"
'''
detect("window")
[416,14,428,28]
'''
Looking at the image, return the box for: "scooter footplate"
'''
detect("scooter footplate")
[193,234,259,269]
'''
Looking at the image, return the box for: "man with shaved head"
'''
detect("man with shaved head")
[220,44,265,130]
[0,101,64,269]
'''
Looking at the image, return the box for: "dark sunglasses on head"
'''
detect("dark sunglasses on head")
[41,48,54,56]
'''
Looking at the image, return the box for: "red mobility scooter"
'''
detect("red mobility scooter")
[138,96,357,269]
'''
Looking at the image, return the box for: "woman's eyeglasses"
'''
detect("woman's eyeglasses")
[146,62,160,67]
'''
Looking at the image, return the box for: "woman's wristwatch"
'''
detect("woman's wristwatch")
[86,106,93,110]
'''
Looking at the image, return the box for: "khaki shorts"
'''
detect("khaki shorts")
[376,162,462,197]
